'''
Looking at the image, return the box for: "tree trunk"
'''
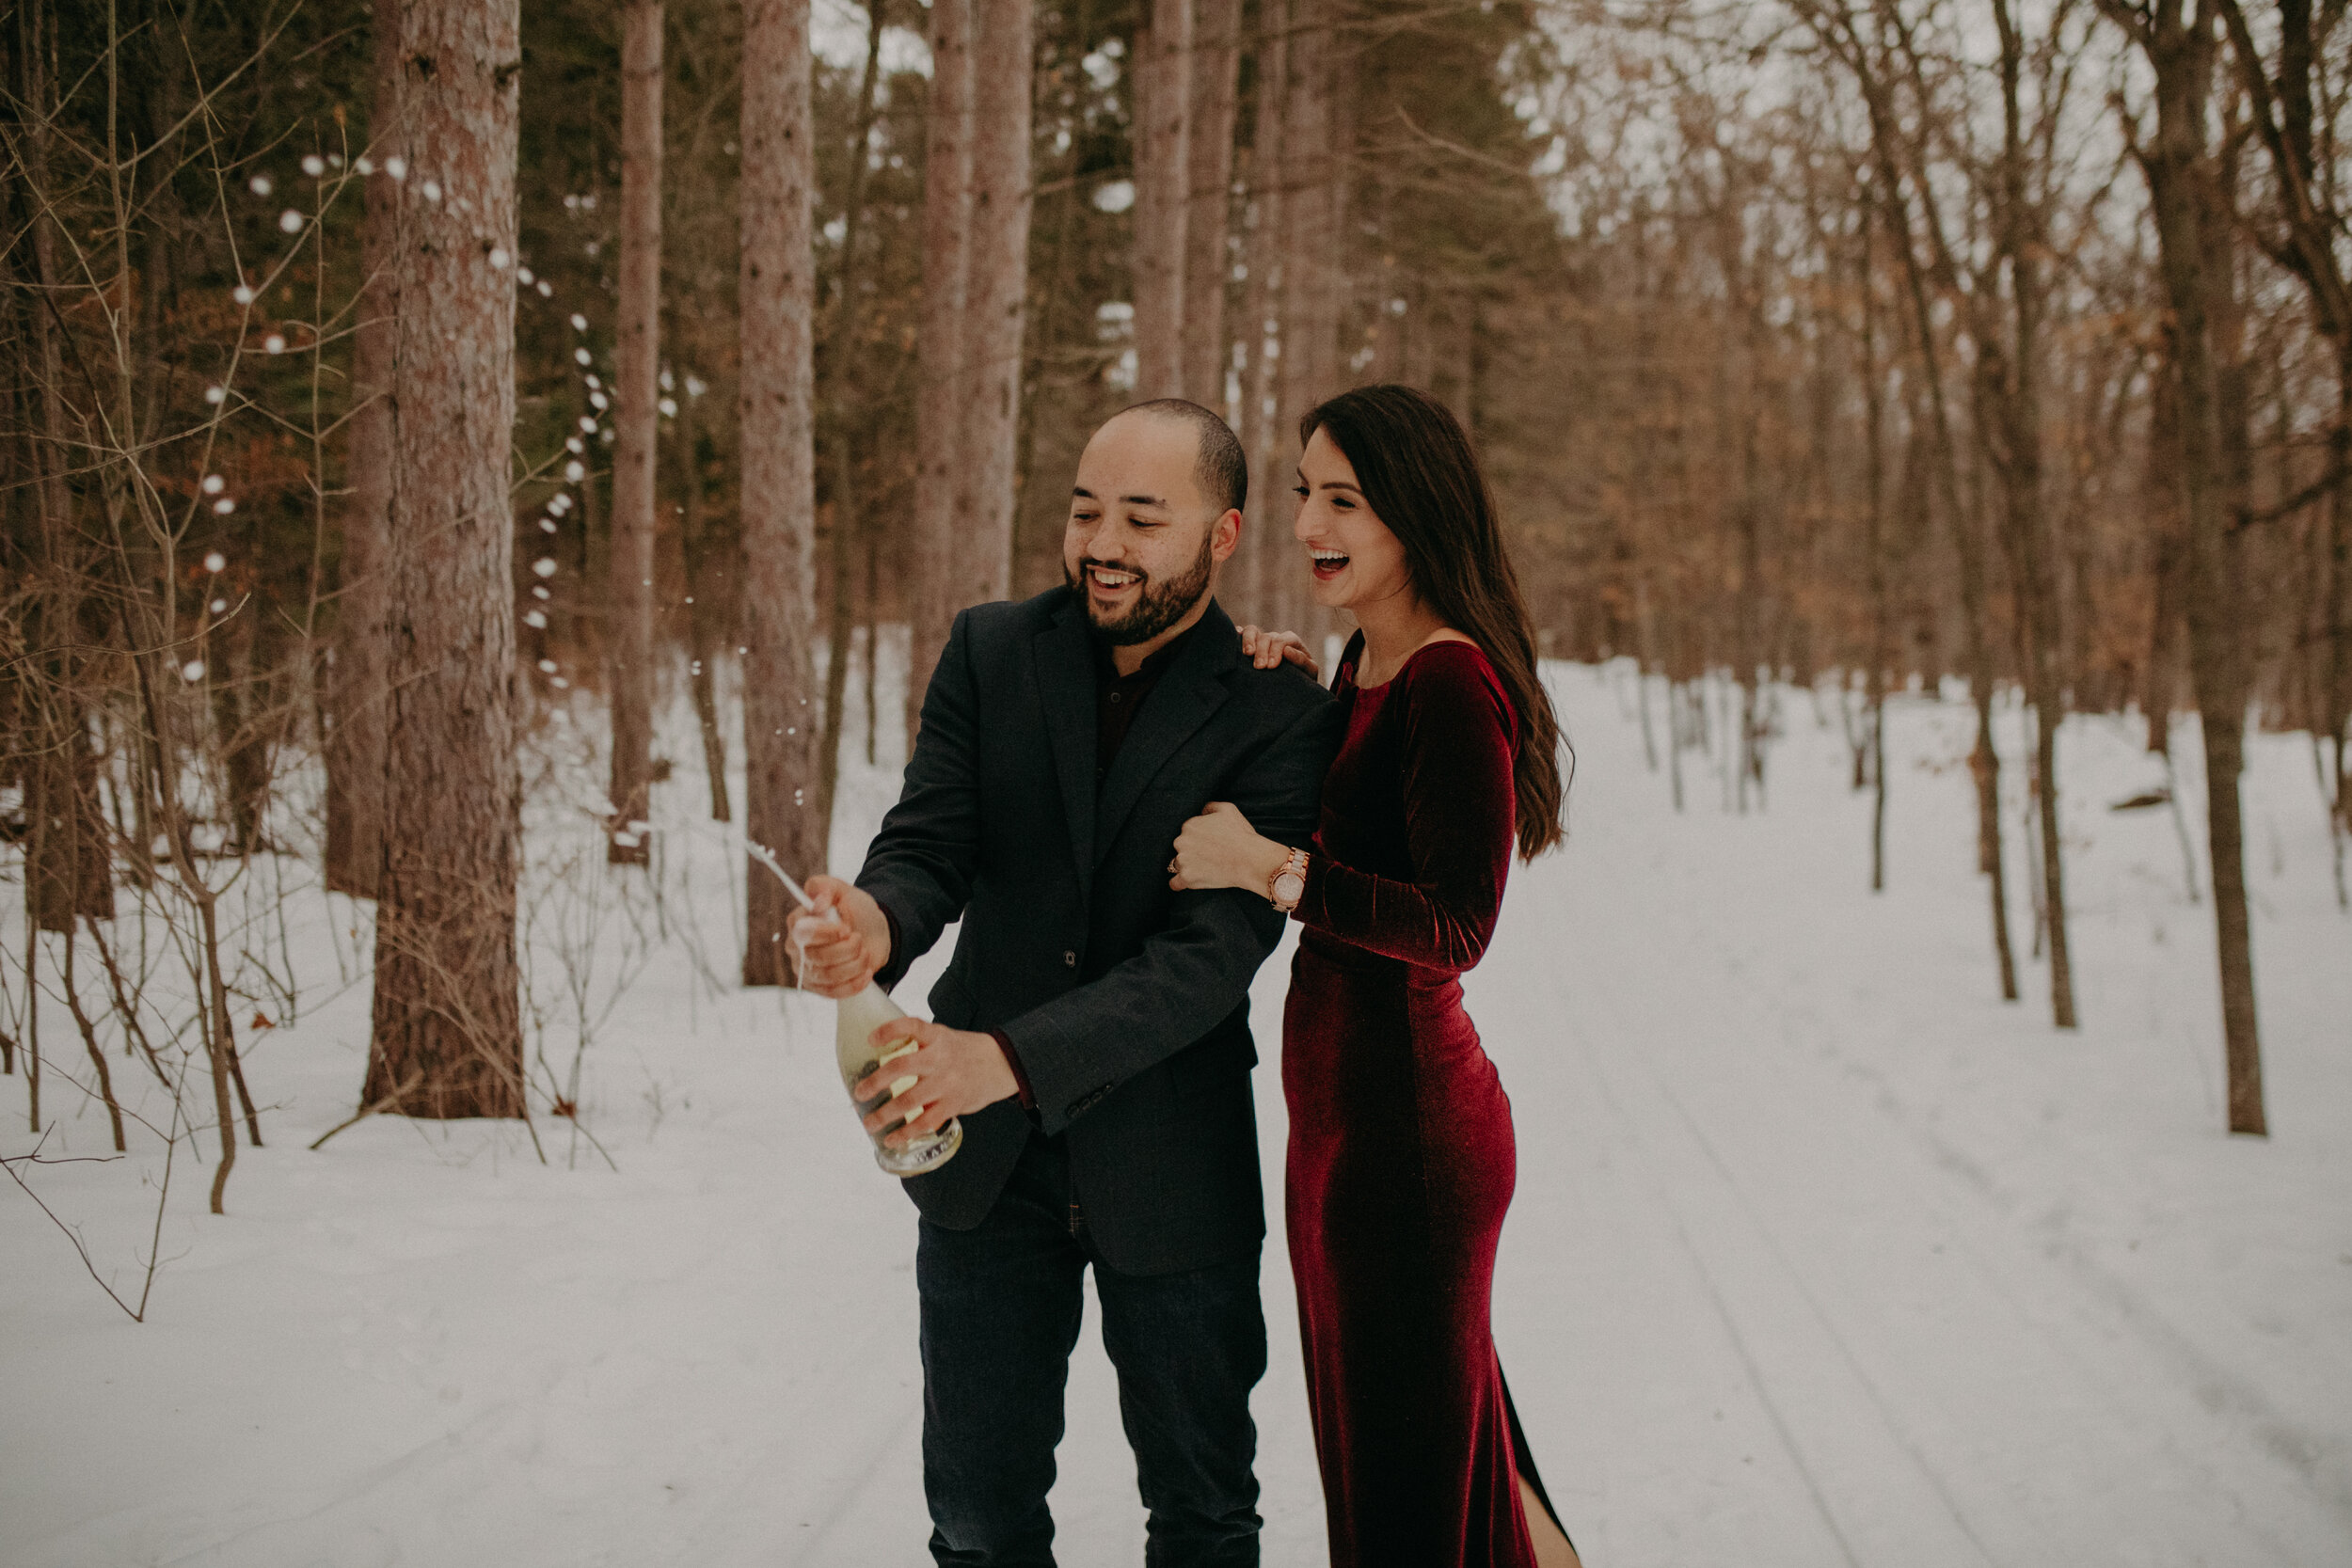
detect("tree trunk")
[739,0,827,981]
[1987,0,2075,1026]
[675,378,731,820]
[1132,0,1192,399]
[950,0,1033,613]
[608,0,665,865]
[904,0,974,745]
[1859,182,1892,893]
[2143,356,2187,759]
[23,5,111,934]
[1237,1,1291,629]
[1183,0,1242,410]
[1275,0,1343,647]
[817,0,889,845]
[2129,0,2266,1134]
[364,0,527,1120]
[328,0,402,900]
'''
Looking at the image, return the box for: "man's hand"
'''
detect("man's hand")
[859,1020,1020,1147]
[787,875,893,998]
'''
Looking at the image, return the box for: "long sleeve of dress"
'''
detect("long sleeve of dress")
[1292,643,1518,972]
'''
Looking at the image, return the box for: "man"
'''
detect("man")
[790,399,1339,1566]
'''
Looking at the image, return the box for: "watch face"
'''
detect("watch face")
[1273,872,1305,904]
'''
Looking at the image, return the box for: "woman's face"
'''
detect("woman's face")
[1293,427,1414,615]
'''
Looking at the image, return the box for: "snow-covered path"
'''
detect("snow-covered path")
[4,661,2346,1566]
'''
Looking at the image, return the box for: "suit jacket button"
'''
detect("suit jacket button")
[1064,950,1077,967]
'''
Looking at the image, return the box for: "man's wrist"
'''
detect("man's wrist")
[989,1029,1037,1114]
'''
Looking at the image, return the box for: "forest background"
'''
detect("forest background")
[2,0,2349,1284]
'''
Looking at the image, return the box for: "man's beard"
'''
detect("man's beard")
[1068,534,1215,646]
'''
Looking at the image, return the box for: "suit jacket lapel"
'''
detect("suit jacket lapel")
[1093,600,1236,868]
[1033,594,1099,902]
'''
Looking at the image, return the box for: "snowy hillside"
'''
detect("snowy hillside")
[3,648,2347,1566]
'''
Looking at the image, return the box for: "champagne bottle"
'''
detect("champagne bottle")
[835,978,962,1177]
[745,837,964,1177]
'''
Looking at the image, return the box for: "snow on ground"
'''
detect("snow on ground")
[3,640,2347,1567]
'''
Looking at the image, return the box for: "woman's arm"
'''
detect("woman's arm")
[1170,645,1518,971]
[1293,648,1517,969]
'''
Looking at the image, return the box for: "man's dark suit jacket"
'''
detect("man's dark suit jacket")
[858,586,1342,1276]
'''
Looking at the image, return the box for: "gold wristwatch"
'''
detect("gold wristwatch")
[1268,847,1309,912]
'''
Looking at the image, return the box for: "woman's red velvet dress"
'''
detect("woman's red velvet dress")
[1283,633,1550,1567]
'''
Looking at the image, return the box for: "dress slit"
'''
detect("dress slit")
[1501,1360,1572,1551]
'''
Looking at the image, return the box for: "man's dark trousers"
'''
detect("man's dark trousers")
[919,1132,1267,1566]
[853,587,1340,1567]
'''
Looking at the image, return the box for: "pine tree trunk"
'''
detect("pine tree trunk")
[1271,0,1331,638]
[1183,0,1241,410]
[675,379,731,820]
[2133,0,2265,1134]
[1132,0,1192,399]
[23,3,111,934]
[817,0,890,844]
[327,0,401,900]
[905,0,974,745]
[739,0,827,982]
[1236,2,1291,628]
[608,0,665,866]
[363,0,527,1120]
[950,0,1033,612]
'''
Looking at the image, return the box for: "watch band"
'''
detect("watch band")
[1268,847,1310,912]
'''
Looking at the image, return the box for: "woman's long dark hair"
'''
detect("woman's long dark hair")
[1301,384,1567,859]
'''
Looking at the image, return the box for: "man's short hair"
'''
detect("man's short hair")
[1118,398,1248,517]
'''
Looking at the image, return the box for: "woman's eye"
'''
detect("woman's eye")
[1292,485,1309,498]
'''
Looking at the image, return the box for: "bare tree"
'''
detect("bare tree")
[1797,0,2022,1003]
[2100,0,2266,1134]
[739,0,826,981]
[363,0,529,1120]
[905,0,974,744]
[608,0,666,866]
[2214,0,2352,878]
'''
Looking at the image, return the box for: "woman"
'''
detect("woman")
[1168,385,1579,1567]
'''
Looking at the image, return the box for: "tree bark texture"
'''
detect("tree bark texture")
[363,0,528,1121]
[1984,0,2075,1026]
[818,0,890,846]
[23,7,112,934]
[2129,0,2266,1134]
[949,0,1033,612]
[1274,0,1344,645]
[1132,0,1192,400]
[609,0,665,866]
[1183,0,1242,410]
[674,377,731,820]
[327,0,402,899]
[739,0,826,981]
[905,0,973,744]
[1237,0,1292,628]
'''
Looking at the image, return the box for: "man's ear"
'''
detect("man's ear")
[1209,507,1243,563]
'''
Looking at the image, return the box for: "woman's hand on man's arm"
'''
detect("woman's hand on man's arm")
[1169,801,1295,899]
